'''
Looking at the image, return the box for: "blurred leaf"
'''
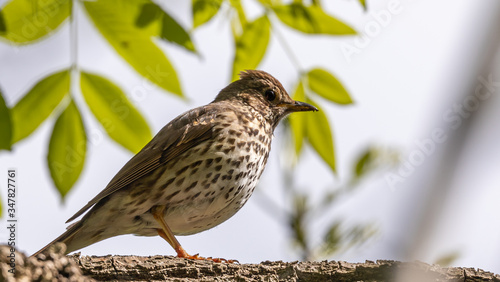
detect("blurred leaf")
[0,10,6,33]
[229,9,242,39]
[273,3,356,35]
[84,0,183,97]
[135,2,196,53]
[290,195,309,254]
[11,70,70,143]
[320,191,339,210]
[307,68,353,105]
[0,0,70,44]
[47,100,86,199]
[256,0,272,6]
[231,15,270,81]
[358,0,367,10]
[345,224,376,247]
[322,223,376,258]
[289,81,306,155]
[80,71,152,153]
[229,0,247,27]
[228,0,246,39]
[354,148,375,178]
[323,222,342,255]
[0,89,12,150]
[311,0,321,6]
[135,2,162,28]
[434,251,460,267]
[192,0,223,28]
[305,99,336,173]
[161,10,197,53]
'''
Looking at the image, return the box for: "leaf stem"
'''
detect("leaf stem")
[269,18,304,73]
[70,0,78,95]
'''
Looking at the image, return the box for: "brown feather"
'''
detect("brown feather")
[66,106,218,223]
[32,221,83,257]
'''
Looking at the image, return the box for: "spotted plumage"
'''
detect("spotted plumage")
[33,70,317,261]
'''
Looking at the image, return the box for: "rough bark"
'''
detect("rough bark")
[1,245,499,281]
[73,255,500,282]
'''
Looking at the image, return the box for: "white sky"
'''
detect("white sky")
[1,0,500,274]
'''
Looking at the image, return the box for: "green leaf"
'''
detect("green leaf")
[257,0,272,5]
[323,222,342,255]
[288,81,306,155]
[11,70,70,143]
[83,0,183,97]
[0,0,70,44]
[135,3,162,28]
[359,0,367,10]
[80,71,152,154]
[311,0,321,6]
[305,99,336,173]
[230,9,242,39]
[273,3,356,35]
[0,89,12,150]
[354,148,375,178]
[307,68,353,105]
[0,10,6,33]
[47,100,86,199]
[192,0,223,29]
[229,0,247,27]
[290,195,309,251]
[161,10,197,53]
[135,3,196,53]
[231,15,270,81]
[322,222,376,257]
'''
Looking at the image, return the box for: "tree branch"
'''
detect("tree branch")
[2,246,498,281]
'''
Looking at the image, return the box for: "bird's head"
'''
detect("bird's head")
[214,70,318,128]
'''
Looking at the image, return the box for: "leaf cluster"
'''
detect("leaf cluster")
[0,0,365,211]
[283,146,398,260]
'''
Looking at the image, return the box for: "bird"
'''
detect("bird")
[33,70,318,262]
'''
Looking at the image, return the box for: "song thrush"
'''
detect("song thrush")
[33,70,318,262]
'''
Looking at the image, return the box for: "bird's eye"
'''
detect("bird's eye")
[265,89,276,102]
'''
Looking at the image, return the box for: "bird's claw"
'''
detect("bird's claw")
[178,253,239,263]
[207,257,239,264]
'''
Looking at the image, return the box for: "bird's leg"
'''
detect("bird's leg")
[151,206,238,263]
[156,229,192,259]
[151,206,191,258]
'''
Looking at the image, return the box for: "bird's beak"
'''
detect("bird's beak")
[277,100,318,112]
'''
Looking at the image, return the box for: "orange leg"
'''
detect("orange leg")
[151,206,238,263]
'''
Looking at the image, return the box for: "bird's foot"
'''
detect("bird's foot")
[203,255,239,264]
[176,248,238,263]
[180,253,239,264]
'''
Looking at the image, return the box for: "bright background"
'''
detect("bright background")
[1,0,500,274]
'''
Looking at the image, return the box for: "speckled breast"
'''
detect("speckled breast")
[147,108,273,235]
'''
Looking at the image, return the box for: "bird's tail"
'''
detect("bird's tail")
[31,221,83,257]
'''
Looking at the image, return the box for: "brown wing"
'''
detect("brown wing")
[66,105,220,223]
